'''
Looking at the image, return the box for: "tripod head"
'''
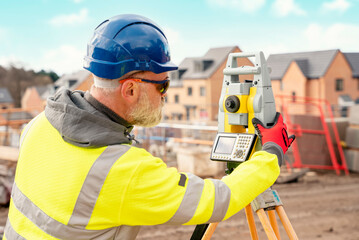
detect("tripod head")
[211,52,276,165]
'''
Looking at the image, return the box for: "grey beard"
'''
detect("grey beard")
[128,92,164,127]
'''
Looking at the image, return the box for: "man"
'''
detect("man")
[4,14,294,239]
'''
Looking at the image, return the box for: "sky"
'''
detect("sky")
[1,0,359,76]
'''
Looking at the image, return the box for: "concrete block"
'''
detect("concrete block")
[344,149,359,172]
[348,105,359,125]
[176,146,225,177]
[325,118,349,143]
[291,115,335,166]
[0,146,19,162]
[345,127,359,149]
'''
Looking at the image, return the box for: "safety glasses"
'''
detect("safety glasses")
[119,78,170,95]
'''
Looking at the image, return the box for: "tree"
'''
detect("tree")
[36,69,59,82]
[0,65,53,108]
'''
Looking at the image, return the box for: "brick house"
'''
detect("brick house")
[267,49,359,114]
[21,85,53,115]
[54,70,93,92]
[165,46,253,122]
[21,70,93,115]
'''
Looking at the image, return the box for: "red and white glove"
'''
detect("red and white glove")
[252,112,295,166]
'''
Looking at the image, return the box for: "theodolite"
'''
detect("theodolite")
[211,51,276,171]
[191,52,298,240]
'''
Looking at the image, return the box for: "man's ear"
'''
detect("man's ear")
[119,80,140,104]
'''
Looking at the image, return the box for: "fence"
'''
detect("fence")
[276,95,349,175]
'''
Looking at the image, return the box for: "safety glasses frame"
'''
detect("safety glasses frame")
[119,78,170,94]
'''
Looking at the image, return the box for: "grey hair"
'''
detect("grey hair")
[92,71,145,90]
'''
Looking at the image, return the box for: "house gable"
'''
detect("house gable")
[282,60,307,97]
[323,51,355,105]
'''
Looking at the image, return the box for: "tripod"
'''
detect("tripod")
[190,187,299,240]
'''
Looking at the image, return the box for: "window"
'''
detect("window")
[199,109,208,119]
[170,71,179,81]
[194,61,203,72]
[335,79,344,91]
[174,95,179,103]
[68,79,77,88]
[200,87,206,96]
[188,87,192,96]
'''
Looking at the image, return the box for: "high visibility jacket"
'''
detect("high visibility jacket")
[4,90,280,240]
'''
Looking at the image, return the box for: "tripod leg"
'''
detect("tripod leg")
[276,206,299,240]
[268,210,281,240]
[201,223,219,240]
[245,204,259,240]
[257,209,278,240]
[190,224,209,240]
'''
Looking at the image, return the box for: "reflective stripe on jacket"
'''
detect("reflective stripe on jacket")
[4,112,279,239]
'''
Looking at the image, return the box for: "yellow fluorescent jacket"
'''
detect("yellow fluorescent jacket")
[4,113,279,240]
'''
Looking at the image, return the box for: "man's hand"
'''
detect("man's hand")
[252,113,295,165]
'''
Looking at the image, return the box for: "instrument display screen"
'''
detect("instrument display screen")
[214,136,236,154]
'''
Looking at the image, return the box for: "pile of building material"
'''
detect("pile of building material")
[0,146,18,205]
[176,145,225,178]
[344,105,359,172]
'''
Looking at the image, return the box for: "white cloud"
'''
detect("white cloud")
[163,26,181,63]
[304,23,359,51]
[0,55,26,69]
[49,8,89,27]
[322,0,350,13]
[206,0,266,13]
[73,0,84,3]
[163,27,180,46]
[272,0,306,17]
[36,45,84,74]
[0,46,84,74]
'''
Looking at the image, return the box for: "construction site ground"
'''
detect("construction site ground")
[0,169,358,239]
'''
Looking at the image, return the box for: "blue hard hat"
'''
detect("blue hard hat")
[84,14,178,79]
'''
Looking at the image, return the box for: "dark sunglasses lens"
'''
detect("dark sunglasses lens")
[160,81,169,94]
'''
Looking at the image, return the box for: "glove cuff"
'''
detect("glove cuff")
[262,142,284,166]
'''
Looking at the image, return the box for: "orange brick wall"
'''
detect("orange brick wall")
[164,86,186,120]
[306,79,320,99]
[75,74,94,92]
[271,80,281,97]
[0,103,14,109]
[21,87,46,114]
[282,61,307,97]
[282,61,308,114]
